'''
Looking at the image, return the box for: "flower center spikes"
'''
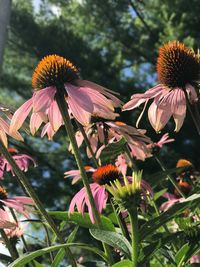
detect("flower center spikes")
[32,55,80,90]
[0,187,8,200]
[92,164,120,185]
[157,41,200,88]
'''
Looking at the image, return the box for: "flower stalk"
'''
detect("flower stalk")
[128,207,139,267]
[155,155,186,198]
[0,141,77,267]
[55,88,101,226]
[0,229,19,260]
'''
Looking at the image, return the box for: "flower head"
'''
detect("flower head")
[69,183,108,224]
[0,209,24,239]
[10,55,121,138]
[157,41,199,88]
[32,55,80,90]
[106,171,153,211]
[0,148,36,180]
[123,41,199,132]
[0,186,34,217]
[68,164,122,223]
[92,164,120,185]
[74,121,152,161]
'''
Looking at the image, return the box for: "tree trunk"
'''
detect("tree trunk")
[0,0,11,74]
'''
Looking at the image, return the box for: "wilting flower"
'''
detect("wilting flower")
[123,41,200,132]
[106,171,153,211]
[0,186,34,217]
[73,121,152,161]
[69,164,120,223]
[0,209,24,238]
[10,55,121,139]
[0,148,36,179]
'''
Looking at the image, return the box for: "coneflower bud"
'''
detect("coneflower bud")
[106,171,146,211]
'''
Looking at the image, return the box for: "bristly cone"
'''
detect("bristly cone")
[32,55,80,90]
[157,41,200,88]
[92,164,120,185]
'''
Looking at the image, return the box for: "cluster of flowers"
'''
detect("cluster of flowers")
[0,40,199,264]
[0,147,35,240]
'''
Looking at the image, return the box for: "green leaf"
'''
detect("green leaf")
[33,261,44,267]
[51,226,79,267]
[140,193,200,240]
[8,243,108,267]
[49,211,115,231]
[153,188,168,201]
[78,261,107,267]
[139,231,182,264]
[99,137,126,163]
[90,229,132,259]
[0,253,12,263]
[112,260,133,267]
[175,243,190,266]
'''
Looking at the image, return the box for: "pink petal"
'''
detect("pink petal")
[10,99,33,134]
[48,100,63,132]
[30,113,43,135]
[32,86,56,113]
[65,83,94,113]
[68,96,91,126]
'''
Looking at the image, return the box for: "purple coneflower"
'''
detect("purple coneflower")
[0,148,36,179]
[0,186,34,217]
[123,41,200,132]
[73,120,152,161]
[0,209,24,238]
[10,55,121,139]
[69,164,120,223]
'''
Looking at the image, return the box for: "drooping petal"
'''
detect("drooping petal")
[76,79,122,107]
[41,122,56,140]
[32,86,56,113]
[68,95,91,126]
[30,113,43,135]
[65,83,94,113]
[170,89,186,132]
[48,100,63,132]
[10,98,33,134]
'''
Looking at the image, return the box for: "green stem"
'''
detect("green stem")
[128,208,139,267]
[0,141,77,267]
[155,155,186,198]
[76,121,99,168]
[111,200,130,241]
[55,91,101,226]
[0,229,19,260]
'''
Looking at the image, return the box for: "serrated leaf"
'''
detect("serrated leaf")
[49,211,115,231]
[112,259,133,267]
[99,137,126,163]
[90,229,132,259]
